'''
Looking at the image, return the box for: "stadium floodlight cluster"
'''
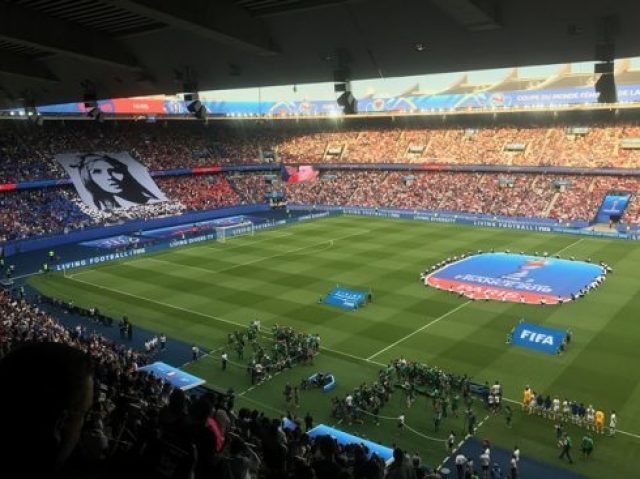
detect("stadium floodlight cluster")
[215,221,255,243]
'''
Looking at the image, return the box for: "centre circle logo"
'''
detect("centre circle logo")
[423,253,604,305]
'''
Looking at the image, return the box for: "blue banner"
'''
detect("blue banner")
[511,322,567,355]
[324,287,368,310]
[307,424,393,462]
[54,247,149,271]
[138,362,206,390]
[79,235,143,249]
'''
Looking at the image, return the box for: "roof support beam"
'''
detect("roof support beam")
[250,0,350,17]
[0,3,141,70]
[110,0,279,56]
[430,0,502,32]
[0,51,59,82]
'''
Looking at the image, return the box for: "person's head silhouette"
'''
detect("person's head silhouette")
[0,342,94,477]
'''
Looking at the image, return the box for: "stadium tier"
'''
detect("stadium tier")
[4,169,640,243]
[285,171,640,224]
[6,120,640,182]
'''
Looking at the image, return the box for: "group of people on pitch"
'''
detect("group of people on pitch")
[225,323,320,385]
[522,386,617,436]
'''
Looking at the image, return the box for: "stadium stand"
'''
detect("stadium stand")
[3,165,640,244]
[0,173,270,242]
[7,120,640,180]
[285,171,640,225]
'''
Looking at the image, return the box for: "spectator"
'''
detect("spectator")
[0,342,94,478]
[386,448,416,479]
[312,435,345,479]
[228,435,261,479]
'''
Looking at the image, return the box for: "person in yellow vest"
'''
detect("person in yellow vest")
[523,386,532,412]
[594,409,605,434]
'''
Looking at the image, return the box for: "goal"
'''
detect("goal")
[216,221,255,243]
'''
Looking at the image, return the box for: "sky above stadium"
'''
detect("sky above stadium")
[194,58,640,102]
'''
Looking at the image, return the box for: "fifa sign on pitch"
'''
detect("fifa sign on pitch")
[519,329,555,346]
[512,321,567,354]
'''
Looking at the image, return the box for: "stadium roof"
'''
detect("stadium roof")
[0,0,637,109]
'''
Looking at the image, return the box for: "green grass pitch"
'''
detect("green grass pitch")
[29,215,640,478]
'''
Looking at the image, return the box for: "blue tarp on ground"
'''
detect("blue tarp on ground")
[512,321,567,355]
[426,253,604,304]
[138,362,206,390]
[324,287,368,311]
[307,424,393,462]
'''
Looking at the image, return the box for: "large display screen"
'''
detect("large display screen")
[595,193,632,223]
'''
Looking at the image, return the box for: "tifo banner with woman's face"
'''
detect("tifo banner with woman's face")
[55,152,168,210]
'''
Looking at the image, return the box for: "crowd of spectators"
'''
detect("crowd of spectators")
[0,187,93,242]
[229,173,272,205]
[285,171,640,225]
[3,169,640,244]
[7,121,640,183]
[6,121,640,183]
[8,171,640,244]
[0,290,164,476]
[0,173,269,242]
[158,175,241,212]
[273,122,640,167]
[5,119,640,243]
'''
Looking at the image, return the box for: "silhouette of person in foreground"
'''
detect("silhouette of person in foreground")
[0,342,94,478]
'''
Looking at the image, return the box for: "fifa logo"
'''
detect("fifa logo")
[604,199,619,213]
[520,329,554,345]
[502,259,548,281]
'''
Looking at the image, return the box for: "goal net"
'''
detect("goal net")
[216,221,255,243]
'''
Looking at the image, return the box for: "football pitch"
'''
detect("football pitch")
[30,215,640,477]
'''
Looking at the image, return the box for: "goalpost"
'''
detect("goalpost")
[216,221,255,243]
